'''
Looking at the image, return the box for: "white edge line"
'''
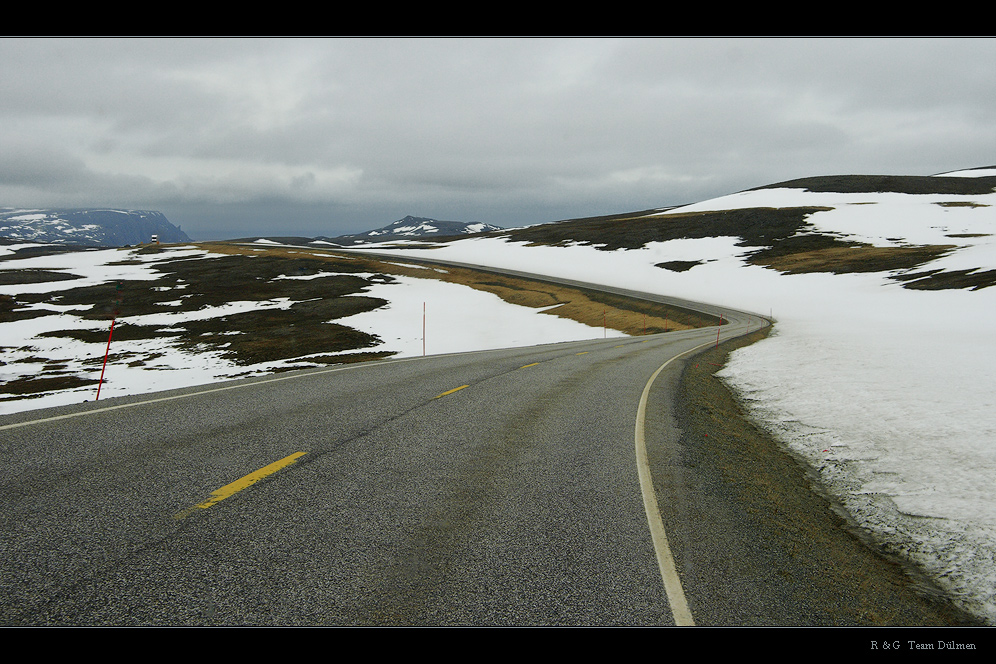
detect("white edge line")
[0,354,427,431]
[635,340,712,626]
[1,334,641,432]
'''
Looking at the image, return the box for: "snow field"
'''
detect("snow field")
[337,274,625,359]
[0,244,622,413]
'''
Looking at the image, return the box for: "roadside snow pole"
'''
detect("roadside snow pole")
[715,313,724,349]
[96,318,115,401]
[603,309,606,338]
[96,281,124,401]
[422,302,426,357]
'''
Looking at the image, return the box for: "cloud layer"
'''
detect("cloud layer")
[2,38,994,239]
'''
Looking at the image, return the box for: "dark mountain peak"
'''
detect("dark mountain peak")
[0,208,190,247]
[321,216,503,245]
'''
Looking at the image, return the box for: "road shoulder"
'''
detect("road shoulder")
[651,327,982,626]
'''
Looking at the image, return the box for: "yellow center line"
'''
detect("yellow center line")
[575,351,589,355]
[519,362,539,369]
[175,451,307,519]
[434,384,469,399]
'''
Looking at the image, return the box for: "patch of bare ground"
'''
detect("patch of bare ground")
[0,374,99,397]
[750,244,956,275]
[203,242,721,335]
[0,243,94,262]
[672,328,982,625]
[656,260,702,272]
[753,173,996,195]
[1,293,58,323]
[891,268,996,291]
[0,270,82,286]
[502,207,834,252]
[936,201,990,209]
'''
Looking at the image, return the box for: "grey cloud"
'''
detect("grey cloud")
[2,37,994,238]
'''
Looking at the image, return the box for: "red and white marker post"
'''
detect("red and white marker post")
[96,318,115,401]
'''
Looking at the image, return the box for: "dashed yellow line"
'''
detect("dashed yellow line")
[519,362,539,369]
[434,384,469,399]
[575,351,589,355]
[175,451,307,519]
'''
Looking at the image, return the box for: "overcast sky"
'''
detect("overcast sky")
[2,37,994,240]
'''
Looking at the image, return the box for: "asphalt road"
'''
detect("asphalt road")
[1,314,761,626]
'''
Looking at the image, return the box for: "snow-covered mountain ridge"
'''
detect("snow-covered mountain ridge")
[317,215,502,246]
[0,208,190,247]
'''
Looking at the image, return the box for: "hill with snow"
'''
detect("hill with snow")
[344,166,996,623]
[317,215,502,246]
[2,167,995,623]
[0,208,190,247]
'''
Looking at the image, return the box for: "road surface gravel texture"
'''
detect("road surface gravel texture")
[0,297,977,626]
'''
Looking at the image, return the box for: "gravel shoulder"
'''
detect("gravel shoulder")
[662,327,982,626]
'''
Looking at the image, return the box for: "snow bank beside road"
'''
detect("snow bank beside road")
[338,275,624,358]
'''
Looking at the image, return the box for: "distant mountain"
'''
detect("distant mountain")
[318,215,502,246]
[0,208,191,247]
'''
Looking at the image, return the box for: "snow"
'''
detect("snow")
[3,179,996,622]
[274,271,348,280]
[0,244,619,416]
[0,246,217,295]
[387,223,439,234]
[939,168,996,178]
[0,246,295,412]
[7,213,49,222]
[338,275,624,358]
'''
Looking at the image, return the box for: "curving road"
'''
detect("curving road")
[0,289,762,626]
[292,243,764,326]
